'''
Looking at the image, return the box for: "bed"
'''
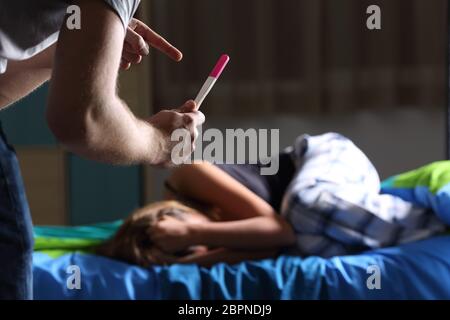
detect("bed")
[33,156,450,300]
[31,220,450,300]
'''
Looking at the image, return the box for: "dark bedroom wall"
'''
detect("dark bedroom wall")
[0,84,56,145]
[68,156,141,225]
[150,0,446,116]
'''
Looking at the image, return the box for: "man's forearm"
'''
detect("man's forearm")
[87,100,164,165]
[47,94,162,165]
[0,91,11,109]
[0,44,55,109]
[0,69,51,109]
[190,216,296,250]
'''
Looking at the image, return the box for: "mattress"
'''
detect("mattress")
[33,232,450,300]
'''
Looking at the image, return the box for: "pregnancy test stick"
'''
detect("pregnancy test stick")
[194,54,230,109]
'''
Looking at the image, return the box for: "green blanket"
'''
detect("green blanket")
[34,220,122,258]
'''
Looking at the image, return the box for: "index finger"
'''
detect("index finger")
[187,110,205,126]
[133,20,183,62]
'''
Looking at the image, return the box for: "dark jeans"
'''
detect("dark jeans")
[0,123,33,299]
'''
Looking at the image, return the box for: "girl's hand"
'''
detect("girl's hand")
[148,246,208,266]
[150,215,196,253]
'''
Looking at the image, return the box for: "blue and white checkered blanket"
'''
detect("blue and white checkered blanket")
[281,133,446,257]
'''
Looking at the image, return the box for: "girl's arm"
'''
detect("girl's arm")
[189,217,294,250]
[167,162,280,220]
[151,214,294,252]
[154,162,296,252]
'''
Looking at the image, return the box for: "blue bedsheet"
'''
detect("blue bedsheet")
[33,235,450,300]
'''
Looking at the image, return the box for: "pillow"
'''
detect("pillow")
[381,161,450,225]
[280,133,445,257]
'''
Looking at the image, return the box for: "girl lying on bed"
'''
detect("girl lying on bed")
[96,133,446,267]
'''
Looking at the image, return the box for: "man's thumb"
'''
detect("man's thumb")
[178,100,197,113]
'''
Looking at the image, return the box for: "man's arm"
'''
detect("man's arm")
[0,44,55,109]
[47,0,203,165]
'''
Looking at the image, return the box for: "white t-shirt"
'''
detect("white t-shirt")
[0,0,141,74]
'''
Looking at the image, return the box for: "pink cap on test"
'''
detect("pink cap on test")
[209,54,230,78]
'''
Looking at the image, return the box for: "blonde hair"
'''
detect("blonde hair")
[96,200,197,266]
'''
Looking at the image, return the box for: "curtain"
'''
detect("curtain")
[148,0,446,116]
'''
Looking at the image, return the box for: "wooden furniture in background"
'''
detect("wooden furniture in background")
[16,147,67,225]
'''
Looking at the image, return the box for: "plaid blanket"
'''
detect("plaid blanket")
[280,133,446,257]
